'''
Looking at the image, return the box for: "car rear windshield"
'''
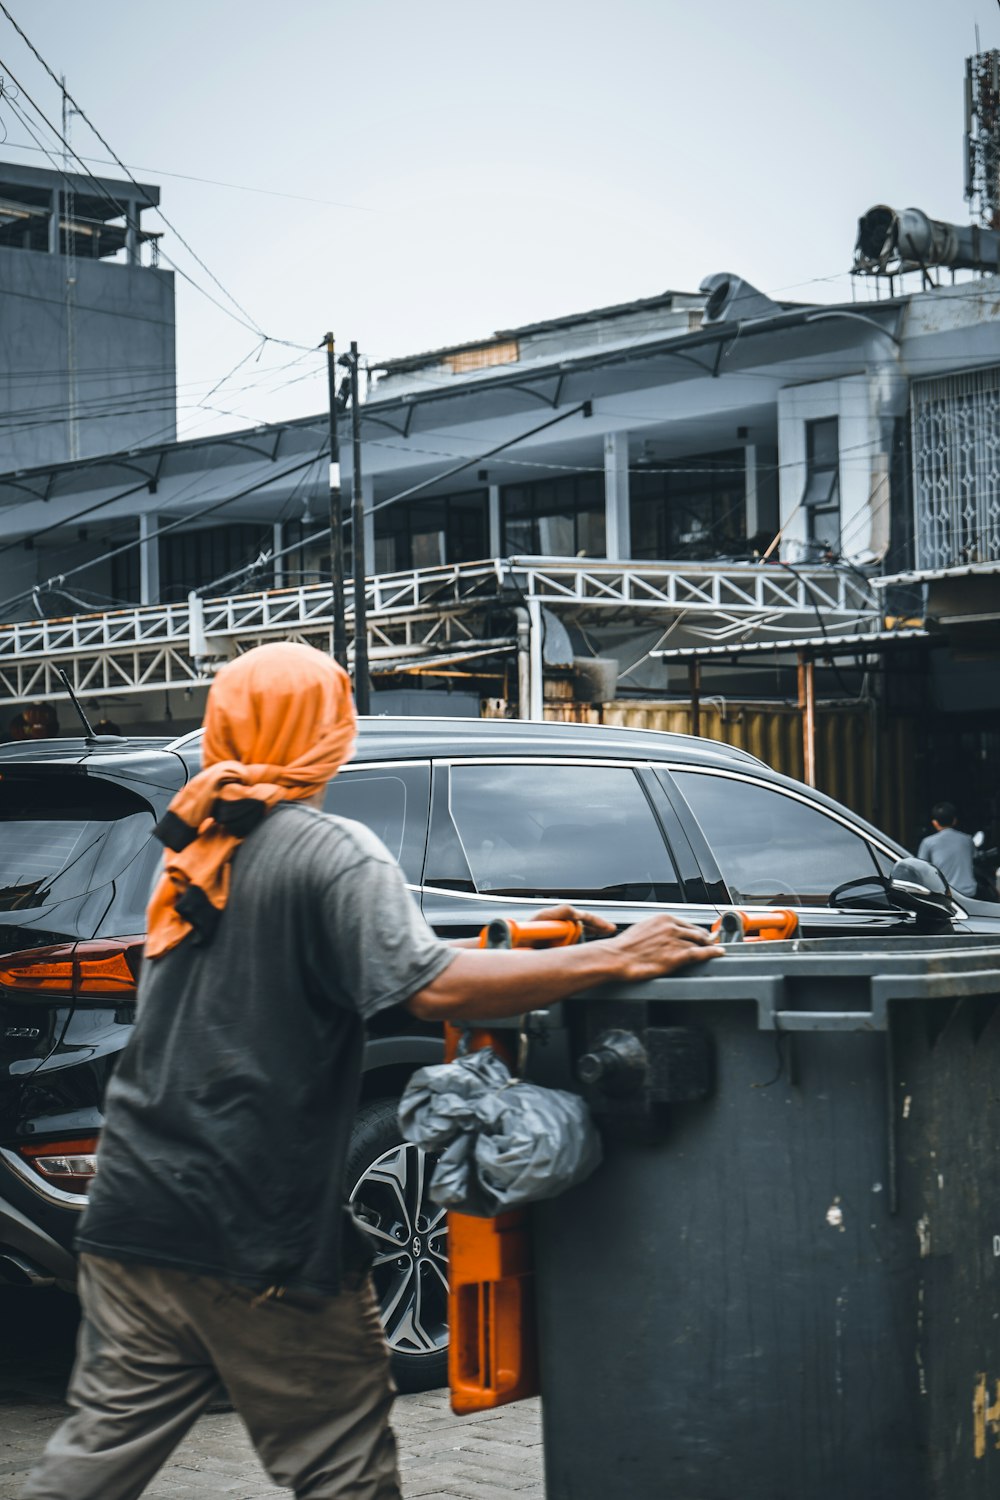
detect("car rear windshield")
[0,773,155,912]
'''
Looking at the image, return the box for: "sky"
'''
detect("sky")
[0,0,995,441]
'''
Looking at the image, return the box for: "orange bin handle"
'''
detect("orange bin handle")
[710,907,799,943]
[444,1018,539,1414]
[477,917,582,949]
[446,916,583,1414]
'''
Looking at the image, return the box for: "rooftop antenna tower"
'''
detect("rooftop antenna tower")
[965,45,1000,228]
[854,47,1000,281]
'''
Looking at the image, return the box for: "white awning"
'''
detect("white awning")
[655,628,929,660]
[872,561,1000,588]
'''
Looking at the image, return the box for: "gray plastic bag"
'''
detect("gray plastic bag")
[398,1046,603,1217]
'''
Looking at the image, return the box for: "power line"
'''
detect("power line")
[0,428,261,539]
[0,8,269,337]
[0,73,263,337]
[366,427,908,481]
[0,51,312,354]
[367,402,592,516]
[0,263,175,328]
[0,476,151,558]
[0,343,324,455]
[194,454,328,596]
[0,138,378,213]
[0,447,328,619]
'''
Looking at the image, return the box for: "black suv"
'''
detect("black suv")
[3,717,998,1391]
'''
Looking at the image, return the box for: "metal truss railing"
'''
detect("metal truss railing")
[0,557,879,703]
[507,557,873,615]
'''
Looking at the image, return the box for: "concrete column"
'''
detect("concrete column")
[517,609,531,720]
[745,443,779,546]
[603,432,630,560]
[797,651,817,788]
[688,659,702,738]
[744,444,760,537]
[125,203,139,266]
[361,474,376,574]
[527,596,544,720]
[48,188,60,255]
[139,513,160,605]
[273,522,284,588]
[488,484,502,557]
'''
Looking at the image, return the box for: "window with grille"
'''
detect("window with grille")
[911,366,1000,570]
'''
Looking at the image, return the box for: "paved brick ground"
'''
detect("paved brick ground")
[0,1392,544,1499]
[0,1288,544,1499]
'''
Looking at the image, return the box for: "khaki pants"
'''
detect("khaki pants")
[21,1253,401,1500]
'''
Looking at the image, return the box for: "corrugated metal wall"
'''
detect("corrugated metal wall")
[542,698,916,845]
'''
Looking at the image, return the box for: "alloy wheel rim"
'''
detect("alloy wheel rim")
[349,1142,448,1358]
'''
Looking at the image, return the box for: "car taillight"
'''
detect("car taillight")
[18,1136,100,1195]
[0,939,143,999]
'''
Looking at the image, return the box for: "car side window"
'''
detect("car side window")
[438,762,681,902]
[323,764,429,884]
[671,770,883,908]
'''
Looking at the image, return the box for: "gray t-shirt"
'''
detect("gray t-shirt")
[916,825,977,899]
[77,803,454,1295]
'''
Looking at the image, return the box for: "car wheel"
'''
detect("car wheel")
[345,1098,449,1394]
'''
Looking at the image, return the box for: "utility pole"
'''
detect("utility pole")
[62,77,80,462]
[324,332,348,669]
[347,340,370,714]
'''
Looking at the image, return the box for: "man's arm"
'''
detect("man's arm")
[405,913,723,1023]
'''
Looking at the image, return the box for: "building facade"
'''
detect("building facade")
[0,264,997,845]
[0,159,175,472]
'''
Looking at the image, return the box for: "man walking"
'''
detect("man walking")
[917,800,977,899]
[22,641,723,1500]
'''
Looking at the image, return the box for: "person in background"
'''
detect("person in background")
[20,703,60,739]
[917,801,977,899]
[2,705,60,741]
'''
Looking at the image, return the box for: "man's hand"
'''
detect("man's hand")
[606,913,723,982]
[408,909,724,1023]
[528,903,617,937]
[529,905,721,975]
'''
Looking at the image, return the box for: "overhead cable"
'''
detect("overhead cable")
[0,138,378,212]
[0,476,153,559]
[0,72,264,336]
[0,447,328,620]
[0,44,309,349]
[367,402,592,516]
[0,8,268,336]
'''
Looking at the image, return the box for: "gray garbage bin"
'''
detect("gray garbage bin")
[519,935,1000,1500]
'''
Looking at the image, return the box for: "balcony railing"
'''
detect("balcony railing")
[0,556,879,704]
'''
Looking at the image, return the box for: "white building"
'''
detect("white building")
[0,268,998,842]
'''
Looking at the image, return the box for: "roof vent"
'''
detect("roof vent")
[854,204,1000,275]
[699,273,782,324]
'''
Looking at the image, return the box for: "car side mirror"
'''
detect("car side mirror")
[888,857,956,931]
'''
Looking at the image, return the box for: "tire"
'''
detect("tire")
[345,1098,449,1394]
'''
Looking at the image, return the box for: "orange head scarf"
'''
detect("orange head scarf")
[146,642,357,958]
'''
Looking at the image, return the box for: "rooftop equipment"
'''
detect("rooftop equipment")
[853,50,1000,282]
[853,204,1000,277]
[698,273,782,323]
